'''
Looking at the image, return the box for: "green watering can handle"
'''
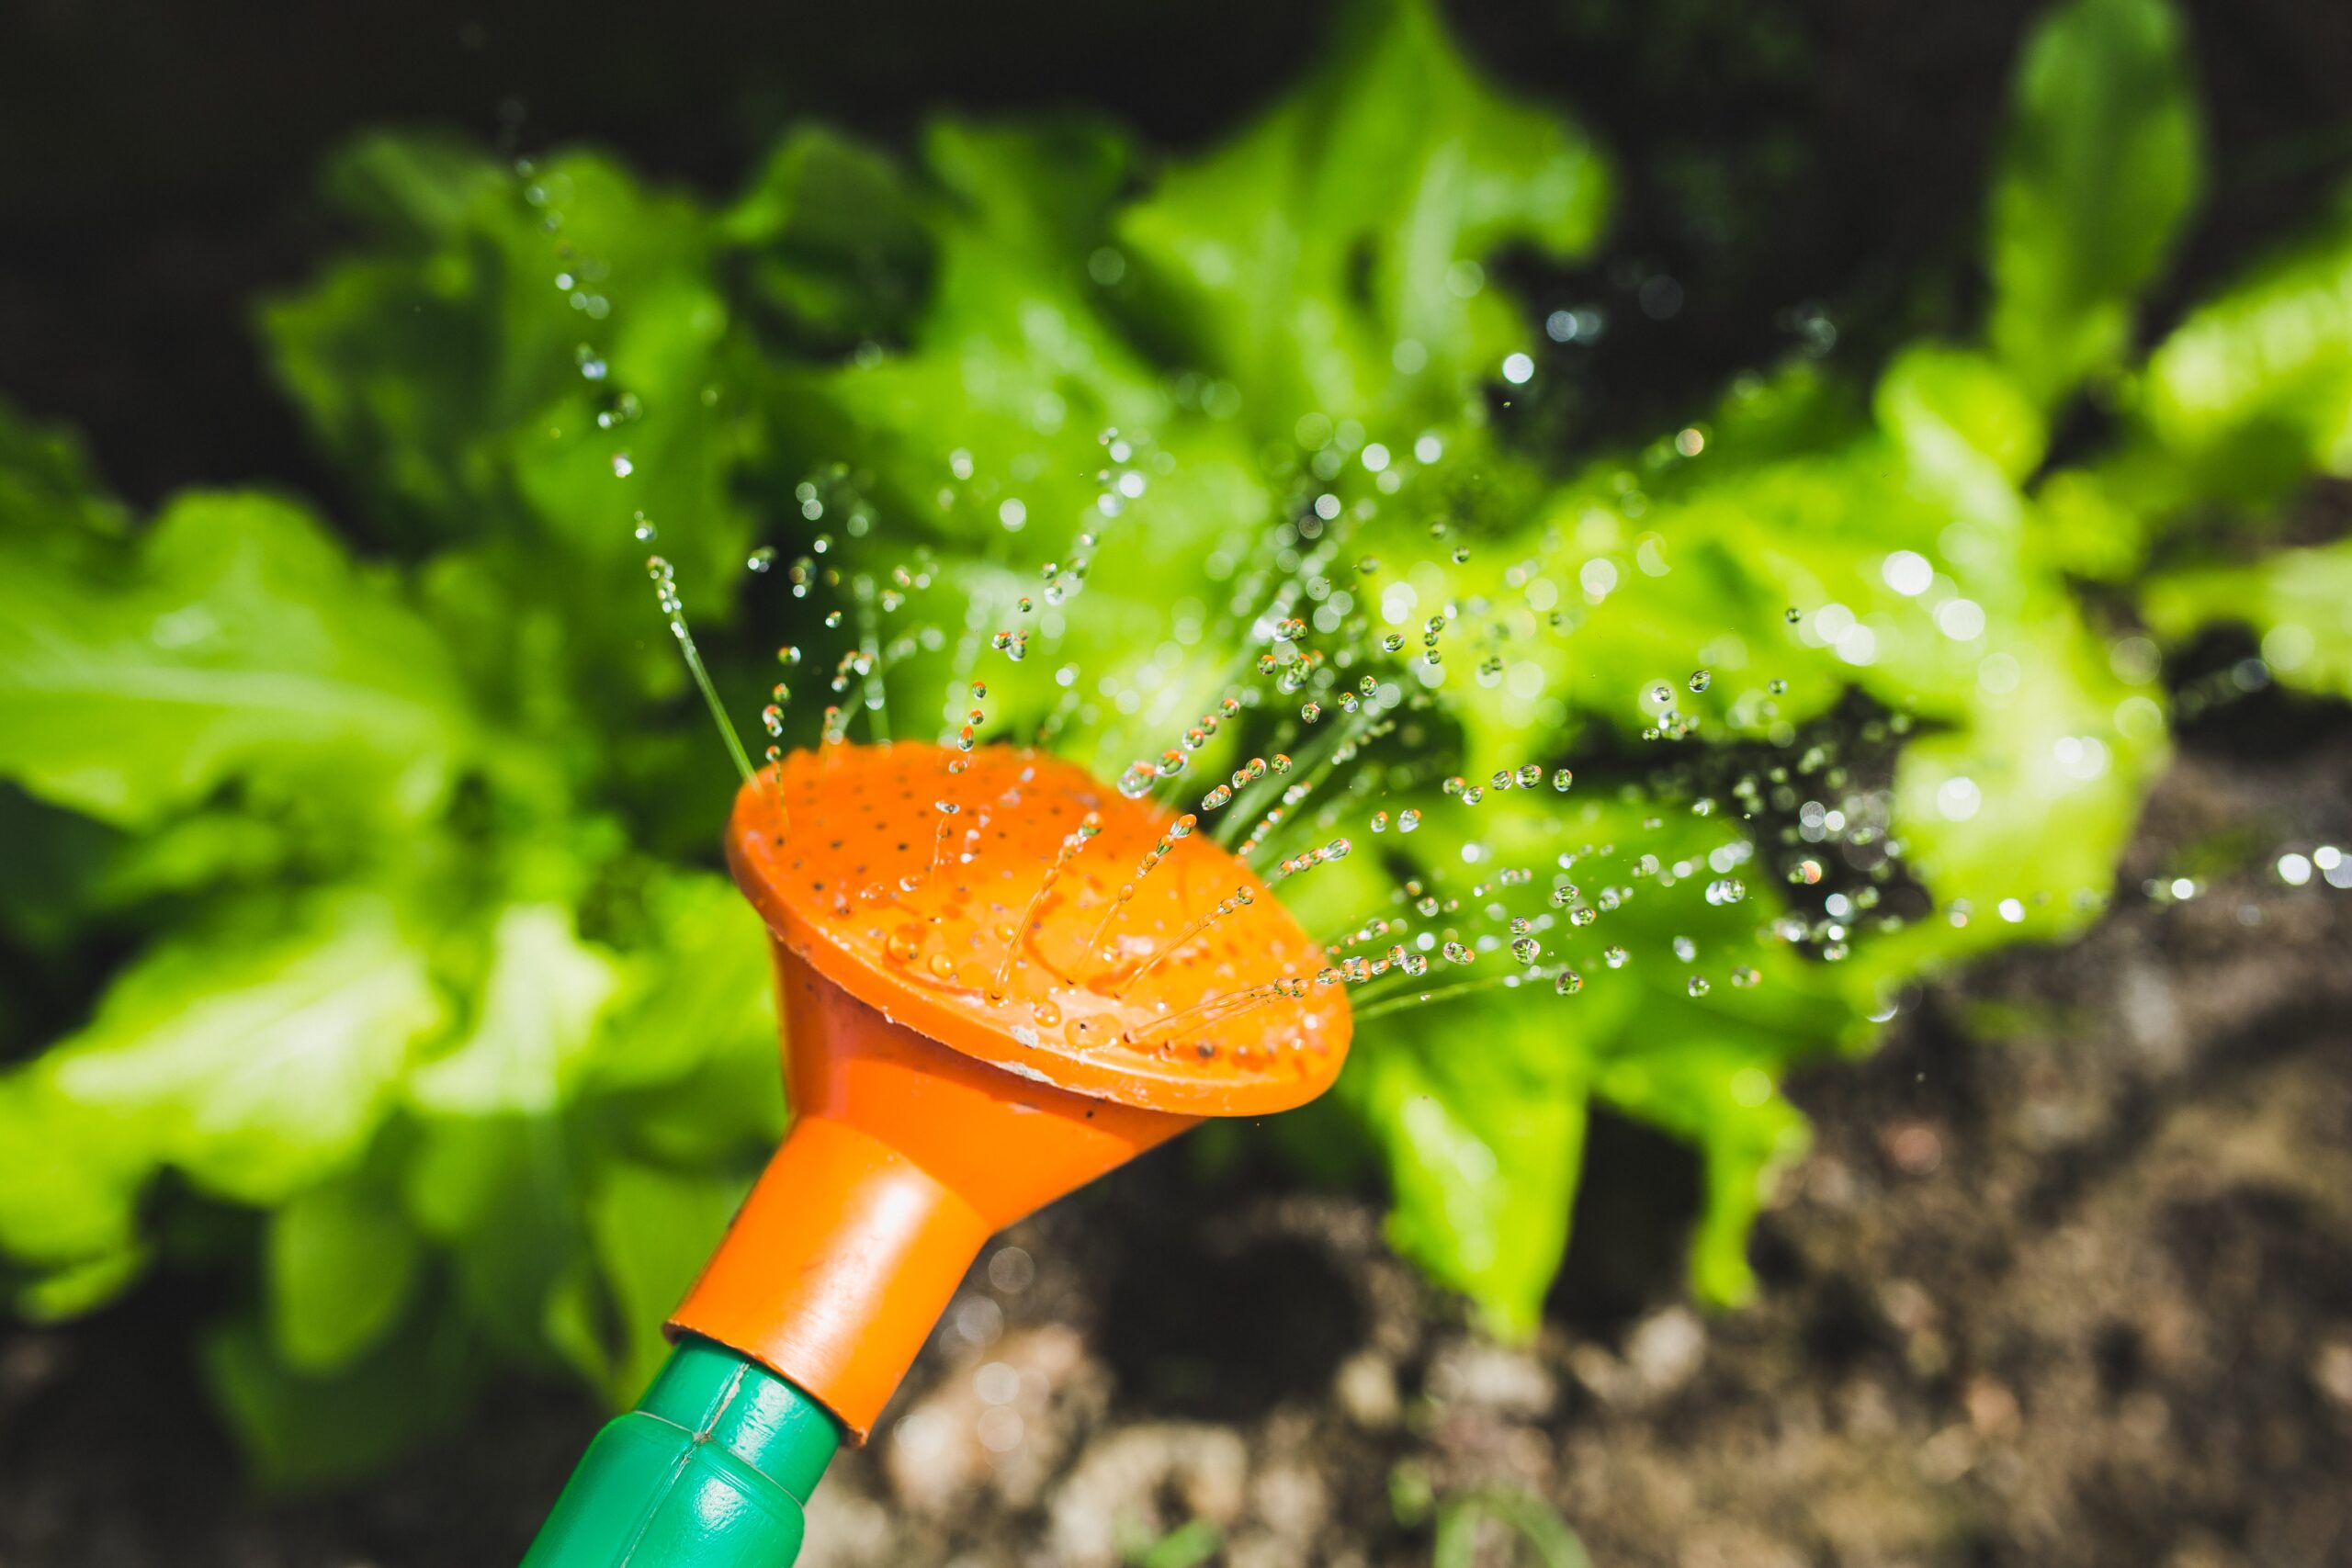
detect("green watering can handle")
[522,1336,842,1568]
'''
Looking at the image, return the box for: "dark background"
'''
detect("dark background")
[6,0,2350,513]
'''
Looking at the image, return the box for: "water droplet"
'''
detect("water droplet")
[1686,976,1711,998]
[1554,969,1583,996]
[1688,669,1712,694]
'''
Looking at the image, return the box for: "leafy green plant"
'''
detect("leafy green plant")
[1434,1490,1592,1568]
[2,0,2348,1483]
[1392,1462,1590,1567]
[1119,1517,1225,1568]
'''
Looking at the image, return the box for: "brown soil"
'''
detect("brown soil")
[6,723,2350,1568]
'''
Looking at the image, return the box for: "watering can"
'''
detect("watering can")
[521,742,1351,1568]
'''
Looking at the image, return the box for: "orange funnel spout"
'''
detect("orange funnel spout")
[671,947,1194,1439]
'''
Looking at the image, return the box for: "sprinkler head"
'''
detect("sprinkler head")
[732,739,1351,1113]
[673,739,1351,1438]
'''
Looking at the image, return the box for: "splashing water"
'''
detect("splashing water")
[527,150,2120,1066]
[672,457,1978,1041]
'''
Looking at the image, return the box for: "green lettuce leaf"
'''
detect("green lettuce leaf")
[1119,0,1609,434]
[0,490,474,829]
[585,1159,753,1401]
[2142,536,2352,700]
[35,893,447,1204]
[204,1311,477,1491]
[2132,181,2352,504]
[1343,995,1590,1337]
[0,397,130,561]
[1986,0,2202,406]
[266,1173,424,1371]
[0,890,448,1318]
[408,904,622,1116]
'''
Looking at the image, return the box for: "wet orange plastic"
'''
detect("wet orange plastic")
[670,740,1351,1442]
[725,740,1349,1114]
[670,950,1193,1439]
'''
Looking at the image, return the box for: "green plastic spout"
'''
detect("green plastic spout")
[521,1336,841,1568]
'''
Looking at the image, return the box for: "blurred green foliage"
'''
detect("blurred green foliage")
[2,0,2349,1483]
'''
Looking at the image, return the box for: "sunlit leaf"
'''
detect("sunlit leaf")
[1120,0,1609,435]
[1987,0,2201,405]
[40,893,447,1208]
[0,490,474,829]
[408,904,621,1116]
[2142,536,2352,701]
[2134,182,2352,503]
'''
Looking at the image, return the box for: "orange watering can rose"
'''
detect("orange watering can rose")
[729,739,1349,1114]
[522,740,1351,1568]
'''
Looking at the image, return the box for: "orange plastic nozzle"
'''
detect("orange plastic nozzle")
[670,741,1351,1440]
[670,950,1192,1439]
